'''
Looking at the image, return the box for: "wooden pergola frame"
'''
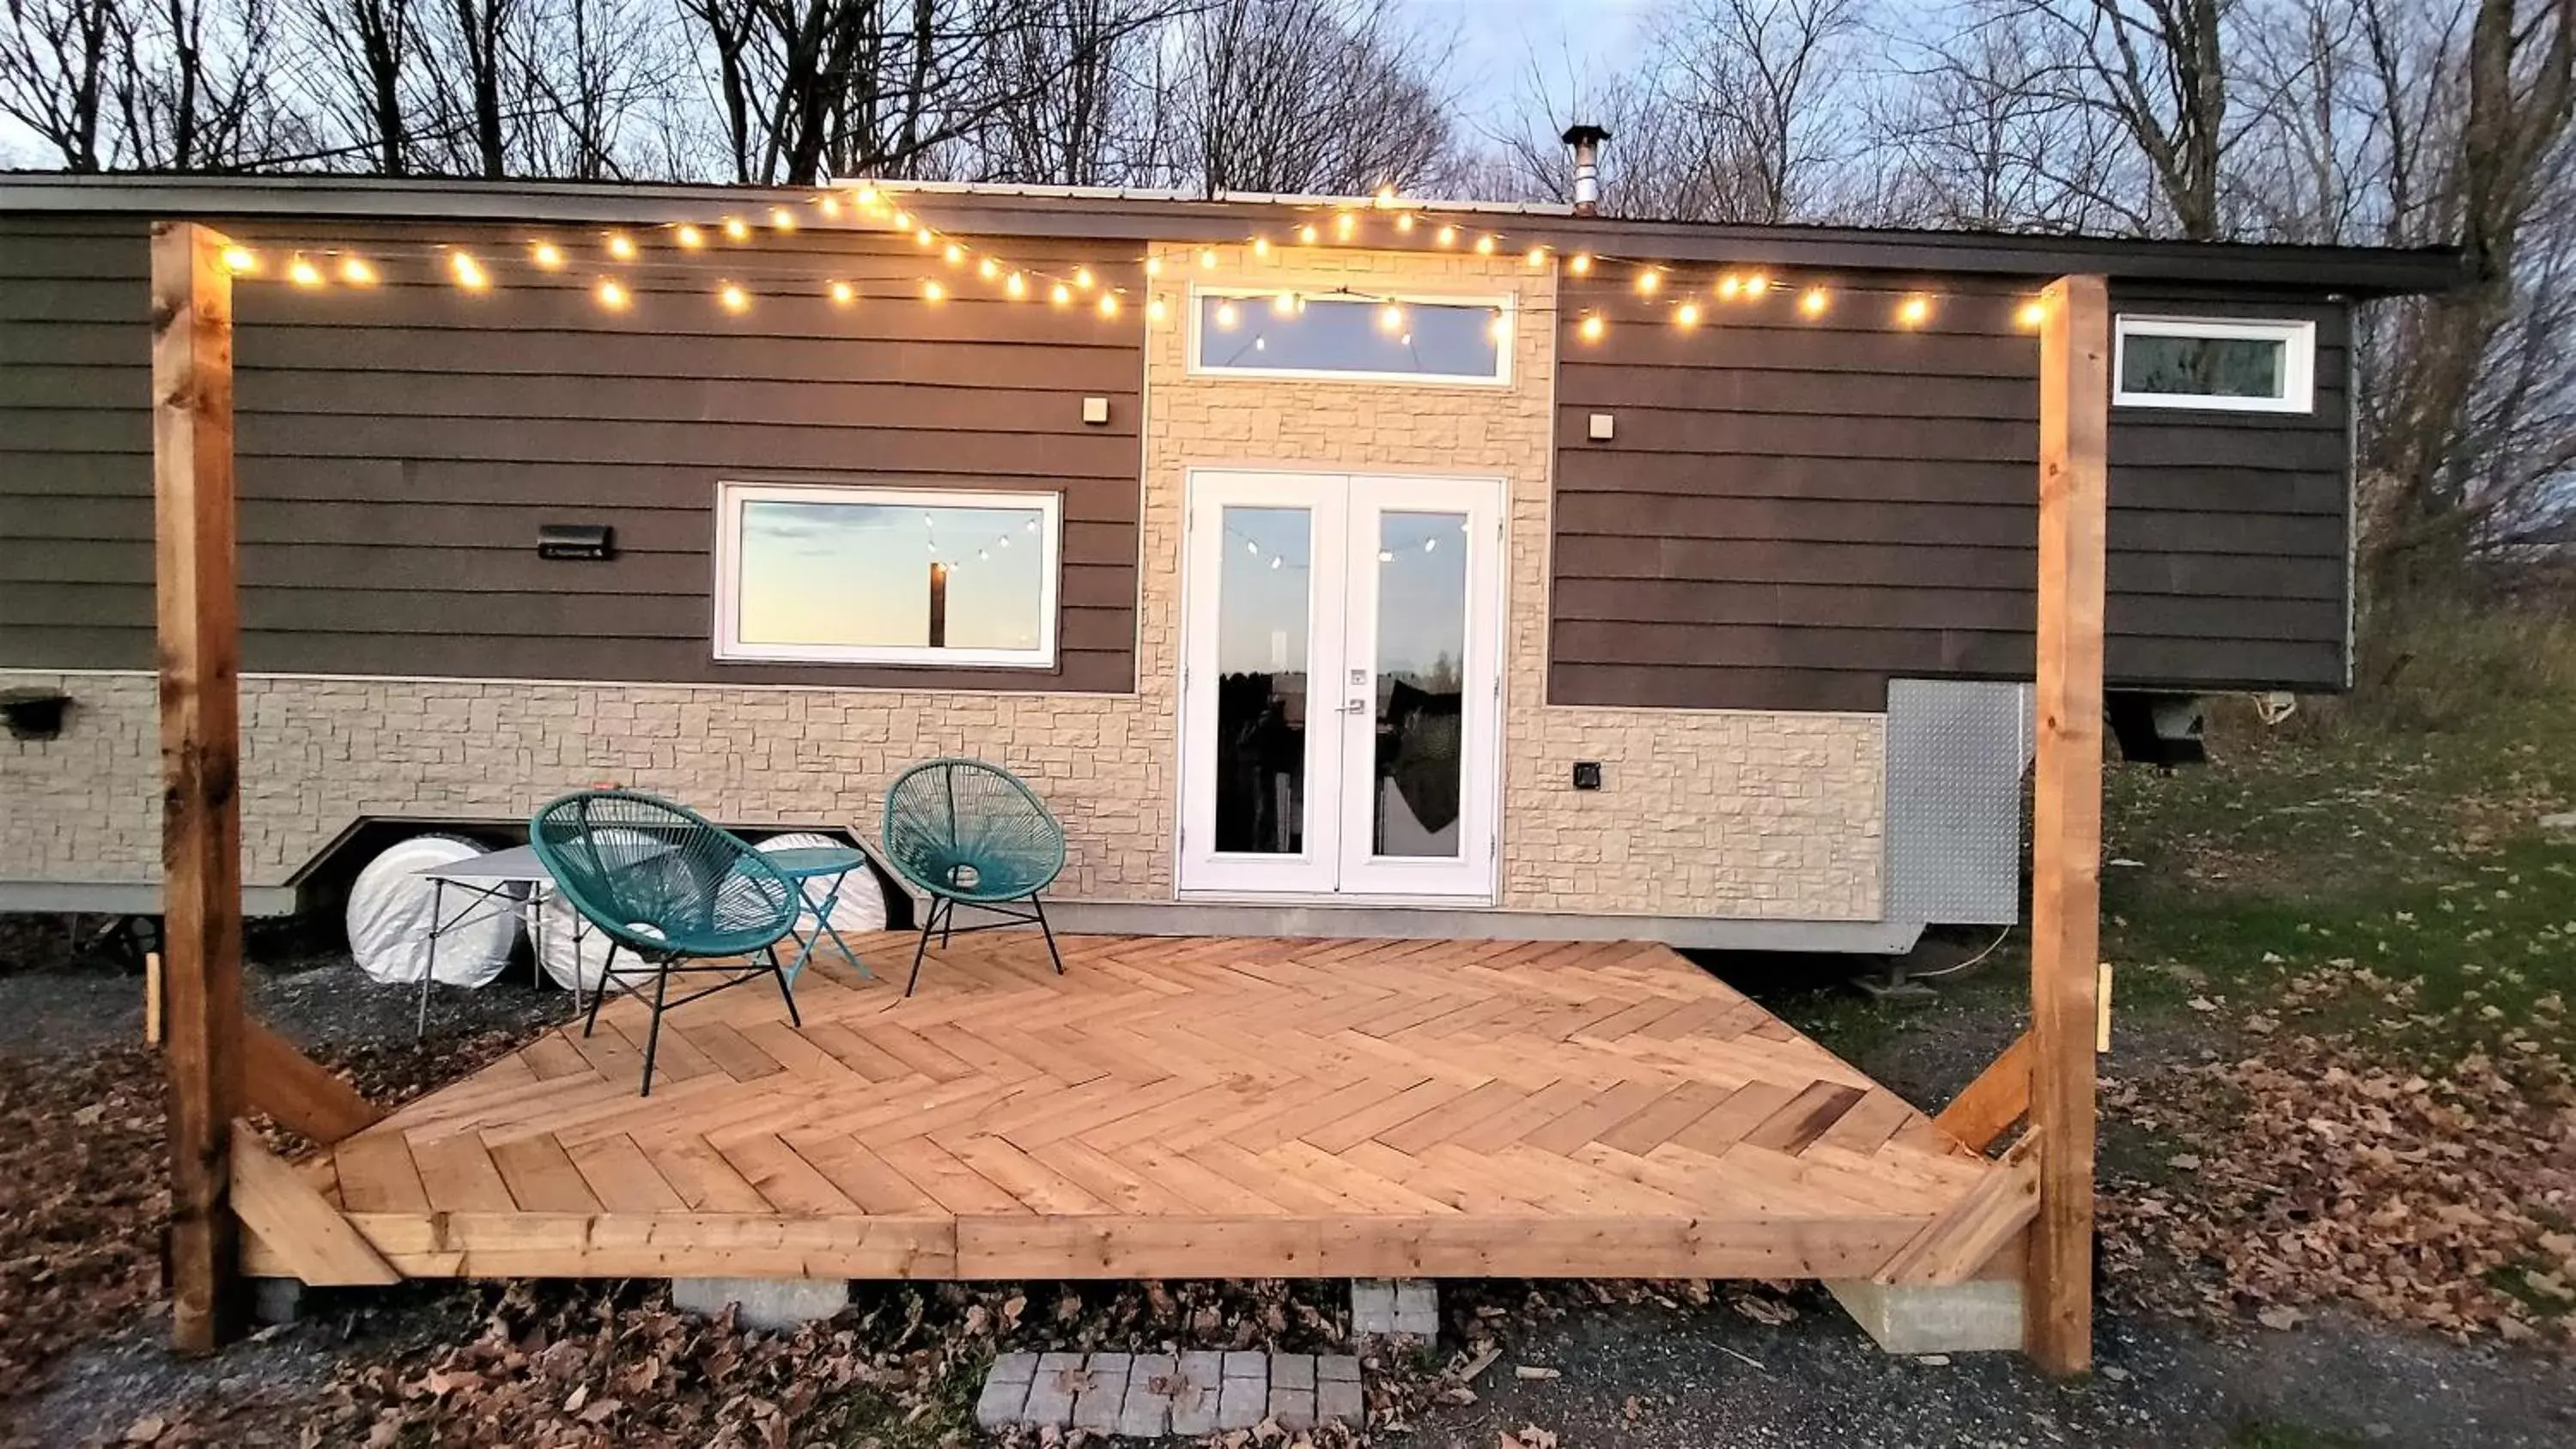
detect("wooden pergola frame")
[148,221,2111,1373]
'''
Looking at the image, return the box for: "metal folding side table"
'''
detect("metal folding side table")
[410,843,607,1037]
[761,844,875,984]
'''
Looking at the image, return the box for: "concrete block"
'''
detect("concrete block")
[1218,1372,1267,1431]
[1351,1277,1397,1335]
[1222,1349,1266,1380]
[1024,1351,1084,1428]
[1827,1278,2026,1355]
[1271,1352,1315,1390]
[974,1352,1036,1431]
[250,1276,303,1326]
[1393,1280,1440,1337]
[1269,1382,1315,1431]
[1072,1351,1131,1434]
[668,1276,848,1331]
[1318,1371,1364,1426]
[1318,1354,1360,1382]
[1171,1351,1224,1436]
[1120,1352,1176,1438]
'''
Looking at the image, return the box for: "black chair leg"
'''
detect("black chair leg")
[905,904,938,998]
[583,944,618,1039]
[768,943,801,1027]
[940,894,955,949]
[638,959,673,1097]
[1030,893,1063,975]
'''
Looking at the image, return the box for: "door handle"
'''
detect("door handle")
[1341,699,1370,715]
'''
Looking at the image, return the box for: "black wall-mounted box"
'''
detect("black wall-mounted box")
[1571,761,1604,791]
[537,523,616,561]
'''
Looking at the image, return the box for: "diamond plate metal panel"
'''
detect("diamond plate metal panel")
[1886,679,2032,927]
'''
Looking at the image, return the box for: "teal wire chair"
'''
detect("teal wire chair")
[529,790,801,1095]
[880,760,1066,996]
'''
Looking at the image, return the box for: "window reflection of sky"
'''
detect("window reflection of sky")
[1198,294,1500,378]
[1213,506,1469,682]
[738,499,1045,651]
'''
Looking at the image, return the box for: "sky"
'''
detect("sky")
[1400,0,1660,136]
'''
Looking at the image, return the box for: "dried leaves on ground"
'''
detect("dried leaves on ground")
[0,1046,167,1397]
[2102,963,2576,1347]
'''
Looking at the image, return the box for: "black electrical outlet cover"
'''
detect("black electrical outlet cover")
[1571,761,1603,791]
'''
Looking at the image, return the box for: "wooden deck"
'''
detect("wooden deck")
[245,934,2022,1285]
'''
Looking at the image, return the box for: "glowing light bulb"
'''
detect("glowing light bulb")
[2016,299,2048,329]
[719,282,749,312]
[1897,294,1933,327]
[450,252,487,289]
[1246,539,1260,555]
[1214,300,1240,329]
[1569,252,1593,275]
[337,257,376,286]
[1146,296,1168,323]
[606,232,636,260]
[945,242,964,265]
[1798,286,1830,318]
[769,207,797,231]
[721,216,749,242]
[1578,312,1606,342]
[288,255,324,287]
[1374,184,1398,208]
[829,280,855,305]
[531,241,564,270]
[1395,213,1415,233]
[1298,223,1320,245]
[818,196,840,218]
[1272,292,1298,317]
[1744,272,1771,296]
[1335,211,1355,239]
[915,227,934,246]
[1097,293,1121,318]
[1474,234,1496,255]
[1050,282,1072,306]
[1145,256,1163,276]
[1252,236,1271,258]
[1435,224,1456,246]
[1074,267,1095,290]
[1270,555,1281,569]
[1198,248,1218,269]
[855,185,879,207]
[1005,271,1026,299]
[676,225,704,249]
[1524,246,1546,268]
[1674,301,1700,327]
[1718,274,1742,300]
[1635,267,1661,294]
[1377,302,1405,333]
[1487,310,1509,343]
[921,279,945,302]
[890,208,909,228]
[978,256,999,281]
[596,277,629,309]
[220,245,258,274]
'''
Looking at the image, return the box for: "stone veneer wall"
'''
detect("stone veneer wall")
[2,242,1883,921]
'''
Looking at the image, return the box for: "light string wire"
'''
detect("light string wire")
[214,182,2057,337]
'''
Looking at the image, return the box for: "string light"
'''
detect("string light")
[1298,223,1321,245]
[1146,296,1167,323]
[1198,248,1218,269]
[1145,256,1163,277]
[854,185,879,207]
[890,209,910,229]
[1487,309,1510,343]
[921,279,945,302]
[221,245,258,274]
[1474,234,1496,255]
[769,207,797,231]
[676,225,704,249]
[1097,293,1121,318]
[1335,211,1356,239]
[449,251,488,289]
[337,257,375,286]
[1005,271,1026,299]
[605,232,636,261]
[1377,302,1405,334]
[1074,267,1096,290]
[1674,300,1700,327]
[1578,312,1606,342]
[719,282,750,312]
[596,277,629,310]
[1271,291,1298,317]
[723,217,750,242]
[829,280,855,305]
[1214,300,1241,330]
[1635,267,1662,294]
[978,257,1000,282]
[531,241,564,270]
[2016,299,2048,329]
[288,255,324,288]
[1569,252,1593,275]
[1395,213,1415,233]
[1251,236,1271,258]
[945,242,965,265]
[1744,272,1771,296]
[1434,224,1456,246]
[1717,273,1741,300]
[1374,185,1398,208]
[915,226,934,247]
[1799,285,1831,318]
[1523,246,1547,269]
[1896,294,1933,327]
[1050,282,1072,306]
[817,195,840,218]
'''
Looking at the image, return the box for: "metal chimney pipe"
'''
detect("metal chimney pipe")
[1561,124,1610,216]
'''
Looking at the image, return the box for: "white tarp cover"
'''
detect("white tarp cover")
[345,834,518,986]
[756,832,889,938]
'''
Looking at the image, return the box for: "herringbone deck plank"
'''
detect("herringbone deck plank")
[282,934,2002,1283]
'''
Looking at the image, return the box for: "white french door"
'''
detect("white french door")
[1177,469,1504,900]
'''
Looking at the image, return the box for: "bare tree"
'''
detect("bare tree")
[1,0,121,169]
[966,0,1177,185]
[1174,0,1464,197]
[1872,6,2135,230]
[112,0,296,168]
[298,0,422,173]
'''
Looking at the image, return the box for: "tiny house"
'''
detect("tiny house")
[0,174,2456,948]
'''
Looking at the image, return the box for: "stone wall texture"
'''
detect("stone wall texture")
[2,242,1882,922]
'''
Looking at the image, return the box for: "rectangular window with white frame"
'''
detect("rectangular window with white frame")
[1188,287,1513,385]
[2113,315,2317,414]
[714,481,1061,668]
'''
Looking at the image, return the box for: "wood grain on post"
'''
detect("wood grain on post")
[2026,273,2111,1375]
[153,220,246,1354]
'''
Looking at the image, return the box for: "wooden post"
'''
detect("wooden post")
[154,220,246,1354]
[2026,273,2111,1374]
[927,561,949,648]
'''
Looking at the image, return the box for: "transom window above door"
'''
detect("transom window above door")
[1189,289,1513,384]
[714,482,1061,668]
[2112,315,2317,413]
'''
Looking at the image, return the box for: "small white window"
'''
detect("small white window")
[2113,315,2316,413]
[1188,288,1511,384]
[714,482,1060,668]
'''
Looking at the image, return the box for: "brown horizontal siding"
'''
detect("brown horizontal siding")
[1552,276,2352,710]
[0,215,1147,690]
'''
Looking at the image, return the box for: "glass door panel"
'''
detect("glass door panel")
[1212,506,1315,856]
[1366,510,1469,859]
